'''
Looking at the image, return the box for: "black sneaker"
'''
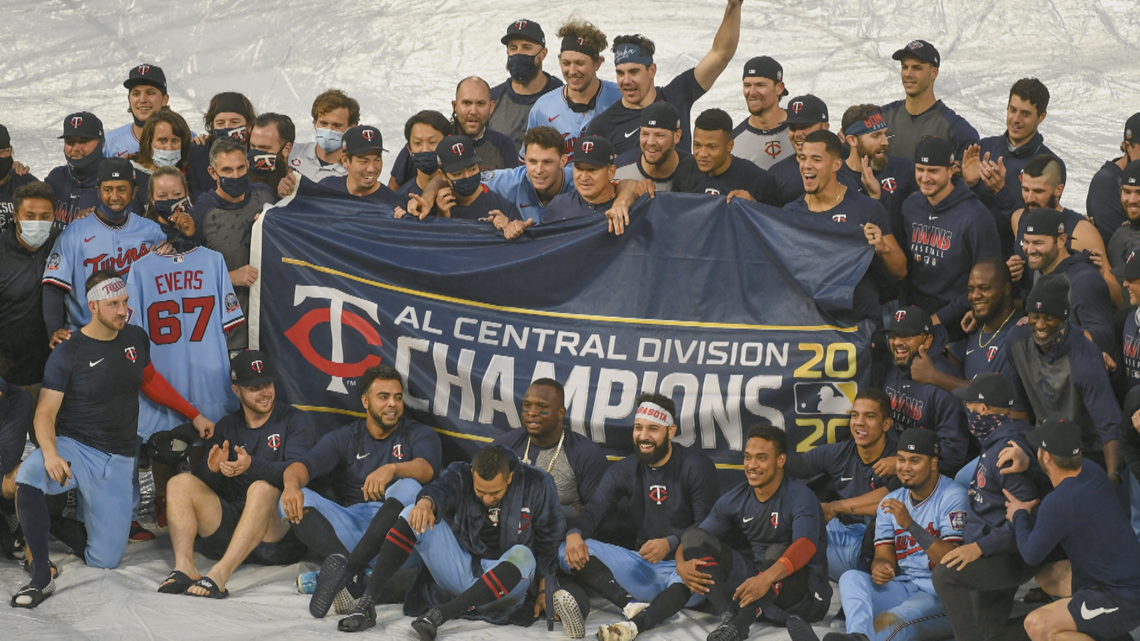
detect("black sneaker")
[336,594,376,633]
[786,615,822,641]
[706,622,741,641]
[412,608,444,641]
[310,553,350,618]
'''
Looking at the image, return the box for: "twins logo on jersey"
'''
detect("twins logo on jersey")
[704,188,722,195]
[487,507,501,526]
[124,346,138,362]
[649,484,667,505]
[986,345,999,362]
[894,522,941,564]
[770,512,779,528]
[267,433,281,451]
[910,223,954,265]
[392,443,404,459]
[885,386,924,423]
[518,507,531,534]
[84,242,152,276]
[765,140,781,158]
[832,214,847,223]
[880,177,898,193]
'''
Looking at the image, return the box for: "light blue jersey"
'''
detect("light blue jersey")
[527,81,623,158]
[42,212,166,330]
[481,165,575,224]
[874,475,967,587]
[126,247,245,437]
[103,123,138,158]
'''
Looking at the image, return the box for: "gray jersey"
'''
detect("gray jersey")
[614,158,674,192]
[732,119,790,170]
[534,445,581,509]
[287,142,347,183]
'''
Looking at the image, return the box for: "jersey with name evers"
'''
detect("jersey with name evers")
[42,211,165,330]
[126,247,245,437]
[672,155,779,206]
[528,81,624,158]
[301,417,442,506]
[732,120,789,170]
[784,430,902,525]
[585,69,706,156]
[41,325,152,457]
[875,475,967,586]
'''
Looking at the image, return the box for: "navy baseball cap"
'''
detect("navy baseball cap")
[952,373,1014,407]
[742,56,789,97]
[1115,248,1140,281]
[1125,113,1140,142]
[640,102,681,130]
[123,63,167,93]
[892,40,941,67]
[437,134,482,174]
[230,350,278,387]
[1025,275,1070,320]
[1022,207,1067,238]
[98,157,133,184]
[1028,418,1081,457]
[502,19,545,46]
[0,124,9,149]
[341,125,385,156]
[1121,159,1140,187]
[573,135,616,167]
[914,137,955,167]
[886,305,931,335]
[59,112,104,139]
[897,428,941,457]
[785,95,828,125]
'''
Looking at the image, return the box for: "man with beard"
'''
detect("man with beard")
[247,113,294,195]
[767,95,830,206]
[881,306,971,476]
[1011,156,1105,268]
[558,394,719,640]
[732,56,790,170]
[784,389,901,582]
[930,374,1044,641]
[450,77,518,172]
[161,351,317,599]
[46,112,109,224]
[1000,275,1122,481]
[320,125,404,208]
[1087,112,1140,245]
[279,365,441,617]
[614,102,683,191]
[672,108,779,205]
[489,20,563,150]
[836,105,917,242]
[902,137,1000,331]
[105,64,171,159]
[1012,208,1115,354]
[392,111,450,197]
[1105,161,1140,269]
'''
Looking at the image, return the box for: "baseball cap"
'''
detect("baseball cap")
[59,111,104,140]
[1121,159,1140,187]
[914,137,955,167]
[1027,417,1081,457]
[1116,249,1140,281]
[341,125,385,156]
[98,157,133,184]
[886,305,931,335]
[1125,112,1140,142]
[952,373,1014,407]
[501,19,545,46]
[123,63,167,93]
[147,422,199,466]
[897,428,941,457]
[742,56,789,97]
[785,95,828,125]
[1022,207,1067,238]
[1025,275,1070,320]
[640,102,681,130]
[0,124,9,149]
[436,134,482,174]
[892,39,940,67]
[573,135,616,167]
[230,350,278,387]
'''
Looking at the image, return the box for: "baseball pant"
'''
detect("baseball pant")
[557,539,705,607]
[838,570,952,641]
[278,477,422,556]
[932,550,1037,641]
[826,519,867,582]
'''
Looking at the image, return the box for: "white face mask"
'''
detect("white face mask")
[152,148,182,168]
[17,219,52,249]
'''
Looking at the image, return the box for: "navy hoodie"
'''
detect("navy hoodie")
[1027,251,1114,354]
[963,417,1042,556]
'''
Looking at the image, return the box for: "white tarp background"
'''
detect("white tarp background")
[1,0,1139,639]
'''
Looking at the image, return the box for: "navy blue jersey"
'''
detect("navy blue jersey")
[316,175,404,210]
[880,99,979,161]
[585,68,707,156]
[542,189,615,224]
[836,155,918,243]
[195,403,319,499]
[1014,207,1086,273]
[444,185,522,222]
[973,133,1064,220]
[699,476,829,586]
[769,153,804,207]
[1027,253,1115,354]
[1086,159,1126,246]
[41,325,152,457]
[301,418,442,506]
[569,443,719,551]
[0,379,32,478]
[964,418,1040,556]
[963,310,1024,381]
[883,362,971,475]
[1125,308,1140,388]
[783,431,901,525]
[395,178,424,199]
[0,226,61,384]
[672,155,779,206]
[1012,461,1140,596]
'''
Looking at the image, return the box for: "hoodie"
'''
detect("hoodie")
[1029,251,1115,354]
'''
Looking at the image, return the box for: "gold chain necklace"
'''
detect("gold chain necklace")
[523,429,565,473]
[978,310,1016,349]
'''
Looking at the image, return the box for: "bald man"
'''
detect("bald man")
[452,76,518,171]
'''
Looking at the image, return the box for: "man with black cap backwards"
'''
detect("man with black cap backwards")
[105,64,171,159]
[931,374,1045,641]
[766,95,831,206]
[318,125,403,208]
[159,350,318,599]
[543,136,618,225]
[1012,207,1115,354]
[1087,112,1140,245]
[42,156,165,344]
[901,136,1000,332]
[585,0,742,157]
[613,102,683,192]
[881,306,971,476]
[732,56,791,170]
[45,111,110,224]
[786,428,967,641]
[1002,418,1140,641]
[489,20,563,150]
[879,40,979,161]
[999,275,1123,482]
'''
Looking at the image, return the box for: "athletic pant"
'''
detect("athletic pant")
[838,570,952,641]
[556,539,704,607]
[277,478,422,557]
[931,551,1036,641]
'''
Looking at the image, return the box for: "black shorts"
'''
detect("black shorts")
[1069,588,1140,639]
[195,498,306,566]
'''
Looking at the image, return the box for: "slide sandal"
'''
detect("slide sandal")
[187,576,229,599]
[158,570,196,594]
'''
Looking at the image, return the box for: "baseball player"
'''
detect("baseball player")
[767,95,830,206]
[1010,156,1103,268]
[391,111,450,197]
[732,56,790,170]
[1086,112,1140,245]
[671,108,779,205]
[319,125,404,207]
[287,89,358,183]
[613,102,683,192]
[0,368,33,560]
[45,111,110,224]
[1106,160,1140,271]
[543,136,617,224]
[488,19,563,149]
[428,134,523,222]
[835,104,918,243]
[104,64,171,159]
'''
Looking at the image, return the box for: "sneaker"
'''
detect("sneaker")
[297,571,318,594]
[596,621,638,641]
[154,496,168,530]
[622,601,648,620]
[129,521,156,543]
[0,522,24,560]
[706,622,741,641]
[337,594,377,633]
[553,589,585,638]
[411,608,444,641]
[310,553,350,619]
[787,615,822,641]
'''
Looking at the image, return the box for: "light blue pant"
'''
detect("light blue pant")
[826,519,866,582]
[838,570,952,641]
[400,504,534,612]
[557,539,704,607]
[278,478,422,554]
[16,436,134,569]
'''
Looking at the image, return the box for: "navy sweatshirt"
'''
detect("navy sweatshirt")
[963,418,1041,556]
[1086,158,1127,246]
[769,153,804,207]
[783,429,901,525]
[1028,251,1114,354]
[672,154,780,206]
[883,353,971,476]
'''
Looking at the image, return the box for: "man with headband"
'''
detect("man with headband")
[835,104,917,243]
[732,56,791,170]
[585,0,743,156]
[557,393,719,639]
[11,269,214,608]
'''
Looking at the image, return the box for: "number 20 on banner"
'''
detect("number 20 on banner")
[793,342,856,452]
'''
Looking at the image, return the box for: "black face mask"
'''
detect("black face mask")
[411,151,439,174]
[66,141,104,178]
[507,53,540,83]
[450,173,482,197]
[154,196,191,219]
[247,149,277,175]
[218,174,249,199]
[97,201,129,224]
[0,156,12,179]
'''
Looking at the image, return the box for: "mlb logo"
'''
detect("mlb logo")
[794,381,857,415]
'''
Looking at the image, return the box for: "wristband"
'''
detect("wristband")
[905,521,937,550]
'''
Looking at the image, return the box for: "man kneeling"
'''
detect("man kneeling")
[161,351,317,598]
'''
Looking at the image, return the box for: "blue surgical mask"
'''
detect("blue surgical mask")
[218,174,249,199]
[97,201,129,223]
[450,173,482,197]
[507,53,539,83]
[214,127,247,144]
[314,128,343,153]
[152,148,182,168]
[411,151,439,174]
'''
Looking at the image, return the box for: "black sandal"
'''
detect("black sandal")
[158,570,196,594]
[20,558,58,579]
[187,576,229,599]
[11,579,56,608]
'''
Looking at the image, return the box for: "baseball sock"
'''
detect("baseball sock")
[437,561,523,622]
[16,484,51,588]
[346,498,404,576]
[686,546,733,614]
[363,519,417,600]
[630,582,690,631]
[576,556,633,608]
[555,571,593,618]
[729,602,762,637]
[291,508,349,559]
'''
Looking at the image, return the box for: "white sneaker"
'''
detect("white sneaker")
[596,621,638,641]
[553,589,585,638]
[622,601,648,620]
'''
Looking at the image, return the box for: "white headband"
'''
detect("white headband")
[87,277,127,302]
[636,402,674,427]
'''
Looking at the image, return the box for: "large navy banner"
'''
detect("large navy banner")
[250,184,875,469]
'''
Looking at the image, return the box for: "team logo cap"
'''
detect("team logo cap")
[501,19,545,46]
[784,95,828,125]
[123,63,167,93]
[1028,418,1081,458]
[230,349,279,388]
[892,39,940,67]
[952,373,1014,407]
[436,134,482,174]
[60,111,104,140]
[885,305,931,335]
